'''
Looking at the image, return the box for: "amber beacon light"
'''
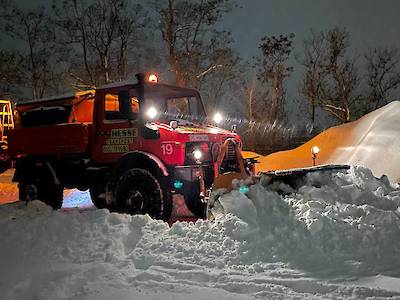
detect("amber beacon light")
[148,74,158,83]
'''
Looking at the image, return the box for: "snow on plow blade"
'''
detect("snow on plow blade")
[259,164,351,177]
[207,164,351,220]
[210,138,351,216]
[212,164,351,193]
[259,164,351,190]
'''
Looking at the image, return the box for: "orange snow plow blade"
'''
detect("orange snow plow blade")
[211,139,350,192]
[212,172,248,191]
[211,139,250,192]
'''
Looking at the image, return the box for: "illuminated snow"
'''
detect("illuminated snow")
[1,166,400,299]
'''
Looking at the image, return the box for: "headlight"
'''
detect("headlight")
[213,112,223,124]
[193,149,202,160]
[146,106,157,119]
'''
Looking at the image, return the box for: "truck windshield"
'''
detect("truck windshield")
[145,96,206,121]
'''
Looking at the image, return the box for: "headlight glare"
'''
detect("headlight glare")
[193,149,202,160]
[213,112,223,124]
[146,106,157,119]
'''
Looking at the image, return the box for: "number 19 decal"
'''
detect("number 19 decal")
[161,143,173,155]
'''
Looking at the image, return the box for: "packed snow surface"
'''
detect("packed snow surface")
[256,101,400,183]
[1,166,400,299]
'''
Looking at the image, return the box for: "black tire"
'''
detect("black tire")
[0,160,11,174]
[183,182,206,218]
[18,181,63,209]
[89,185,107,209]
[18,182,32,202]
[39,184,63,209]
[160,190,173,221]
[113,168,172,220]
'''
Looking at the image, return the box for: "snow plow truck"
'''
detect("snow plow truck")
[8,74,250,220]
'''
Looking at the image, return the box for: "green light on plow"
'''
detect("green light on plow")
[239,185,249,194]
[174,180,184,189]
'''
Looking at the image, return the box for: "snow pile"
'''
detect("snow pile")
[214,167,400,272]
[257,101,400,183]
[1,166,400,299]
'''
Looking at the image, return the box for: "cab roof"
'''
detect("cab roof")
[16,81,200,108]
[15,90,95,108]
[97,81,200,99]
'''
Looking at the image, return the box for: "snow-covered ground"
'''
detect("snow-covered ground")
[1,166,400,299]
[2,101,400,299]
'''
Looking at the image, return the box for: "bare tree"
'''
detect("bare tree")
[53,0,150,87]
[154,0,239,112]
[115,3,147,81]
[52,0,94,87]
[241,74,258,121]
[255,33,294,123]
[298,30,325,127]
[3,6,63,99]
[323,28,361,122]
[232,68,261,151]
[363,47,400,113]
[197,46,240,112]
[0,50,21,98]
[0,0,11,16]
[300,28,361,124]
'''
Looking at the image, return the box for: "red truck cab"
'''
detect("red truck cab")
[9,74,242,220]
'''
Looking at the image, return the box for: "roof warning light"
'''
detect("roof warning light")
[148,74,158,83]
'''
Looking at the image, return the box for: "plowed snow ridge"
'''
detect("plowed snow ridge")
[257,101,400,183]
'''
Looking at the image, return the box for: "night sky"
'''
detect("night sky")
[225,0,400,59]
[223,0,400,125]
[14,0,400,60]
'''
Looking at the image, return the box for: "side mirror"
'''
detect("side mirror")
[135,73,145,104]
[136,73,145,122]
[170,120,178,130]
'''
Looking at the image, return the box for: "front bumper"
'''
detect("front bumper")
[172,164,214,195]
[174,165,203,182]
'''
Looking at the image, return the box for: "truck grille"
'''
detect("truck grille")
[184,142,211,164]
[225,142,236,161]
[184,140,238,165]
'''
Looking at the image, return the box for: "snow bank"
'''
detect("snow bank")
[212,166,400,272]
[257,101,400,183]
[1,166,400,299]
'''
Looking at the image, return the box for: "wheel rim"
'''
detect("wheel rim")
[125,189,148,214]
[26,184,38,201]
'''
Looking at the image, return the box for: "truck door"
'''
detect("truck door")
[92,88,140,163]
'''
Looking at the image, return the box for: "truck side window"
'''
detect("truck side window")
[105,94,119,113]
[105,92,138,120]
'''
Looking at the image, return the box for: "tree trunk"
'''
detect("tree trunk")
[311,101,315,128]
